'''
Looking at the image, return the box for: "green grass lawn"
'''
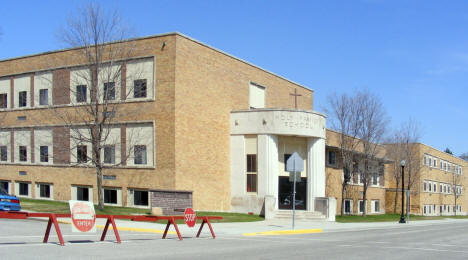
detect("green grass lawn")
[19,198,264,223]
[335,213,468,223]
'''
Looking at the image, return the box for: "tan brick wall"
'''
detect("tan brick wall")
[385,143,467,215]
[173,35,313,211]
[0,33,315,212]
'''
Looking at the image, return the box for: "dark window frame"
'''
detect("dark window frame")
[18,91,27,107]
[76,186,89,201]
[19,146,27,162]
[133,190,148,206]
[76,85,87,103]
[40,146,49,162]
[134,145,147,165]
[39,89,49,105]
[0,93,7,108]
[19,182,29,196]
[103,82,116,101]
[77,145,87,163]
[104,145,115,164]
[104,189,118,204]
[39,184,51,198]
[0,146,7,161]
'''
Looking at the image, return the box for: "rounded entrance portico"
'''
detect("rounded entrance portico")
[229,109,329,219]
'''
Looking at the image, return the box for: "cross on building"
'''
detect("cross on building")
[290,88,302,109]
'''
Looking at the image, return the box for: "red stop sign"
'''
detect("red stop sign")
[184,208,196,227]
[71,202,96,232]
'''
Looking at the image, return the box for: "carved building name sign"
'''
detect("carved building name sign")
[274,111,323,131]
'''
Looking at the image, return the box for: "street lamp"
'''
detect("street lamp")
[399,160,406,223]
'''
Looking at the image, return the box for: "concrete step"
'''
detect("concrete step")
[273,210,326,220]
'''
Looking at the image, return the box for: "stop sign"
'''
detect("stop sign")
[70,201,96,232]
[184,208,196,227]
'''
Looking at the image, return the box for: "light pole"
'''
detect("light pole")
[399,160,406,223]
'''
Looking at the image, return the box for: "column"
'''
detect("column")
[257,135,279,202]
[307,137,326,211]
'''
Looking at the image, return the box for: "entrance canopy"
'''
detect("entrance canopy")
[230,109,326,138]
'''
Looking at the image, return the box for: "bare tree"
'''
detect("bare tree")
[450,166,463,216]
[356,90,389,216]
[385,119,422,214]
[325,93,361,216]
[50,2,144,210]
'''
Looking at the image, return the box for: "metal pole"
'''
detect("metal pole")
[399,164,406,223]
[293,169,296,229]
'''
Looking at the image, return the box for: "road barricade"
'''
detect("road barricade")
[0,211,222,246]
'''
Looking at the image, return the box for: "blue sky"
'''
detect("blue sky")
[1,0,467,156]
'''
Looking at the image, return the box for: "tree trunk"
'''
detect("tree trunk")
[341,183,347,216]
[96,166,104,210]
[362,184,367,217]
[394,180,399,213]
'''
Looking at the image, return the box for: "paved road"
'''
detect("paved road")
[1,219,468,259]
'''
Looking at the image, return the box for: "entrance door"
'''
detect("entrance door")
[278,176,307,210]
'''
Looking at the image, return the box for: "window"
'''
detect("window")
[19,146,27,162]
[423,181,427,191]
[448,185,451,193]
[247,174,257,193]
[77,187,89,201]
[440,184,442,193]
[104,189,118,204]
[344,200,352,214]
[133,190,148,206]
[0,146,7,161]
[284,154,291,171]
[134,145,147,165]
[40,146,48,162]
[433,159,437,168]
[76,85,87,102]
[433,183,436,192]
[1,181,9,193]
[372,173,378,185]
[428,181,432,192]
[39,184,51,198]
[0,93,7,108]
[424,156,427,165]
[372,200,380,213]
[246,154,257,193]
[428,157,432,167]
[423,205,426,214]
[103,82,115,101]
[328,151,336,165]
[440,205,443,213]
[19,183,29,196]
[39,89,48,105]
[249,83,265,109]
[444,184,447,193]
[104,145,115,164]
[358,200,365,213]
[134,79,147,98]
[77,145,87,163]
[18,91,27,107]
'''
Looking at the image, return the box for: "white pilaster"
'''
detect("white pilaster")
[258,135,279,205]
[230,135,245,198]
[307,137,326,211]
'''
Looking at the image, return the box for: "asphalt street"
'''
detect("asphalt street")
[1,218,468,259]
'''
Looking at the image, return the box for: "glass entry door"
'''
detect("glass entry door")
[278,176,307,210]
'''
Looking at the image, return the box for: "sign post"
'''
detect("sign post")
[68,200,96,233]
[286,152,304,230]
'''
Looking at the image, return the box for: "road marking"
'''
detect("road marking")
[243,228,322,236]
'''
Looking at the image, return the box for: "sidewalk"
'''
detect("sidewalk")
[38,215,468,238]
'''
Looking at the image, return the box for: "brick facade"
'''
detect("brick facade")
[150,189,192,215]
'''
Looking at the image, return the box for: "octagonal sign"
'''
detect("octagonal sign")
[184,208,196,227]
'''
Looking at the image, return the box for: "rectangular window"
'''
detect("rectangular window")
[358,200,365,213]
[344,200,351,214]
[246,154,257,172]
[134,145,147,165]
[0,181,8,193]
[76,85,87,102]
[424,156,427,165]
[103,82,115,101]
[423,181,427,191]
[284,154,291,171]
[0,93,7,108]
[19,146,27,162]
[433,183,436,192]
[372,173,378,185]
[104,189,118,204]
[0,146,7,161]
[77,187,89,201]
[424,205,426,214]
[18,91,27,107]
[40,146,48,162]
[440,184,442,193]
[247,174,257,193]
[428,182,432,192]
[104,145,115,164]
[39,184,51,198]
[39,89,48,105]
[134,79,147,98]
[133,190,148,206]
[428,157,432,167]
[433,159,437,168]
[328,151,336,165]
[19,183,29,196]
[373,200,380,213]
[249,83,265,109]
[77,145,87,163]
